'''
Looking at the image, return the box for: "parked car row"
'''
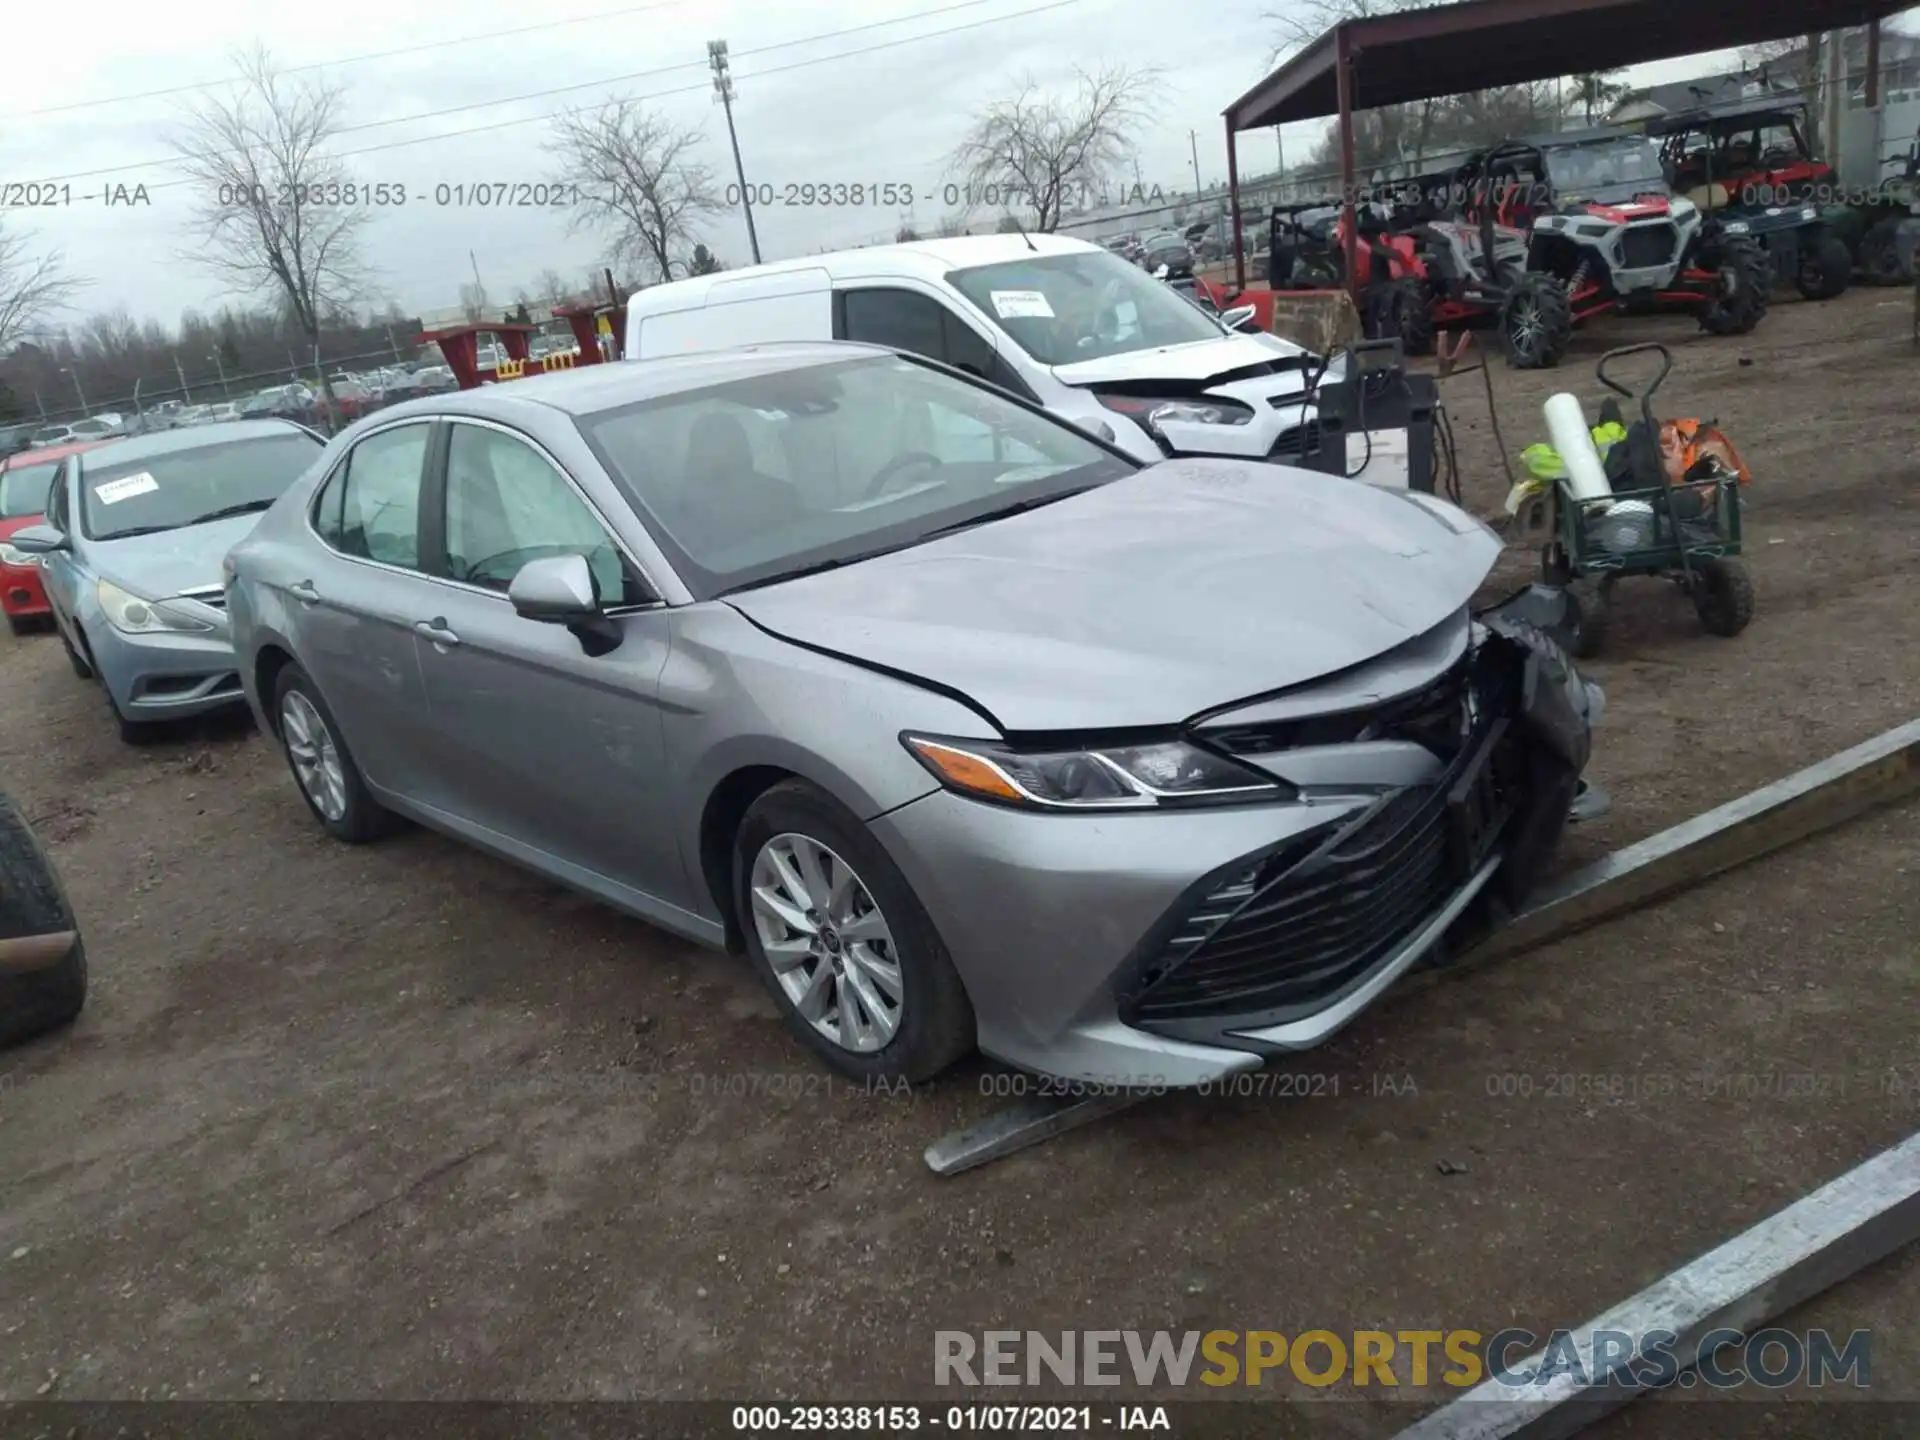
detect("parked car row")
[3,233,1604,1090]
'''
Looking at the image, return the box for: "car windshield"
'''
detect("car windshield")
[946,249,1226,366]
[80,431,324,541]
[580,354,1134,600]
[1546,136,1668,194]
[32,428,68,442]
[0,460,58,519]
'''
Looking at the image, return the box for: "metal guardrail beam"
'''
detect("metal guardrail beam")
[1394,1129,1920,1440]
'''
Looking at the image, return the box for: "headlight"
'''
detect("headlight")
[1721,221,1751,235]
[1096,393,1254,432]
[96,578,214,635]
[902,734,1289,810]
[1800,207,1817,222]
[0,543,39,568]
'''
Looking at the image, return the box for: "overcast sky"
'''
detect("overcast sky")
[4,0,1813,330]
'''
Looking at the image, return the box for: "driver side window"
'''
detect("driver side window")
[442,423,645,605]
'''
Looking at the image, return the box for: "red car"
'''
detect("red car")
[0,438,122,635]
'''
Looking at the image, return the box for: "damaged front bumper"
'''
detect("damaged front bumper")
[874,609,1607,1087]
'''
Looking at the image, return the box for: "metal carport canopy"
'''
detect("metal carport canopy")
[1219,0,1917,292]
[1226,0,1915,130]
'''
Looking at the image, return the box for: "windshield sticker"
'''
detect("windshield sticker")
[93,472,159,505]
[990,290,1055,320]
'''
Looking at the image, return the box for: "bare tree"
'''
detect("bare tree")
[1570,70,1630,125]
[458,281,491,324]
[949,65,1161,231]
[0,221,83,356]
[168,45,368,426]
[548,98,723,284]
[535,267,576,310]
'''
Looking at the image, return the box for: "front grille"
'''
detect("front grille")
[1128,679,1522,1027]
[1128,785,1458,1023]
[1620,223,1677,270]
[1268,419,1322,461]
[1205,656,1473,763]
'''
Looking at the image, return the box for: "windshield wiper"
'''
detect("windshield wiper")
[718,555,862,596]
[184,498,278,526]
[96,524,179,540]
[921,484,1098,539]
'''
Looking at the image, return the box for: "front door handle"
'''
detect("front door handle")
[289,579,319,603]
[414,618,461,648]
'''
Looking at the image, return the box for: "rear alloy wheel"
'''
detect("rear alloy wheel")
[273,664,391,843]
[1499,273,1574,370]
[1795,232,1853,301]
[735,780,974,1083]
[1698,235,1771,336]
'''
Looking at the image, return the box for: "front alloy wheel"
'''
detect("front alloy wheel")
[281,689,347,823]
[749,833,903,1053]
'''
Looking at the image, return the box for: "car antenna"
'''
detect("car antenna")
[1010,214,1038,252]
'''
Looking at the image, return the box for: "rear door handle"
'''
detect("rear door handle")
[414,618,461,648]
[289,579,319,603]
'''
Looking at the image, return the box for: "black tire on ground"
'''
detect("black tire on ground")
[1858,217,1912,285]
[1698,235,1772,336]
[0,788,87,1048]
[1692,558,1755,638]
[1373,274,1435,357]
[1566,577,1611,661]
[1499,272,1574,370]
[271,663,393,843]
[733,778,975,1084]
[5,612,30,637]
[1795,232,1853,300]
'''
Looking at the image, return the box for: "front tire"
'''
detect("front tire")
[734,779,974,1083]
[0,788,87,1048]
[1500,272,1573,370]
[1858,217,1911,285]
[1698,235,1771,336]
[1369,275,1434,357]
[1795,233,1853,300]
[5,613,30,637]
[272,664,391,842]
[58,623,92,679]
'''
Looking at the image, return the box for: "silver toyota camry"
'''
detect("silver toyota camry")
[224,342,1602,1087]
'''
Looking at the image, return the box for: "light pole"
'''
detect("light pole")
[174,354,193,405]
[210,349,230,400]
[61,366,90,415]
[1189,130,1204,201]
[709,40,762,265]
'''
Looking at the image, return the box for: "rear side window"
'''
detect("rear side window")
[336,424,429,569]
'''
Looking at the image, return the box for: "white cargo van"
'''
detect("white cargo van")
[623,234,1322,467]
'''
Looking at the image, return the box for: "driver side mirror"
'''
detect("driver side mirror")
[1220,304,1261,333]
[509,553,623,654]
[8,524,69,556]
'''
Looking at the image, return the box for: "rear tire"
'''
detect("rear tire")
[0,788,87,1048]
[1499,273,1573,370]
[1566,577,1611,660]
[1369,275,1435,357]
[1858,217,1911,285]
[5,612,29,637]
[734,779,975,1084]
[1692,558,1755,637]
[1698,235,1771,336]
[1795,233,1853,300]
[271,664,392,843]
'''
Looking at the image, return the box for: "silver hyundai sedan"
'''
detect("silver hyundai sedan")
[225,342,1602,1087]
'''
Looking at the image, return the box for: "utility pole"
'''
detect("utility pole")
[210,349,230,400]
[62,367,90,414]
[174,354,192,404]
[1190,130,1203,199]
[710,40,762,265]
[385,324,400,361]
[1274,125,1286,179]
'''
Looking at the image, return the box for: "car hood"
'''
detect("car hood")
[1050,334,1288,388]
[91,514,263,598]
[726,460,1501,732]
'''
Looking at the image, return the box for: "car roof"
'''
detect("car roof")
[0,437,124,470]
[354,341,904,423]
[72,418,312,464]
[624,231,1102,314]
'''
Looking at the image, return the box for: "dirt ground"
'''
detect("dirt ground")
[1,287,1916,1435]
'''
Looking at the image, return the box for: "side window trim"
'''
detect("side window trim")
[432,416,663,608]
